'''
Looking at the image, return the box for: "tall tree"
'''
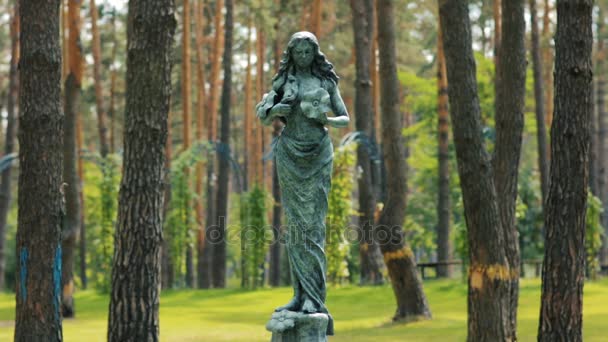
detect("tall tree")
[375,0,431,321]
[14,0,64,340]
[76,113,87,289]
[62,0,84,318]
[542,0,554,131]
[107,0,176,340]
[0,0,19,291]
[194,0,208,289]
[311,0,322,37]
[181,0,194,289]
[201,0,224,289]
[350,0,384,285]
[109,11,118,154]
[90,0,110,157]
[269,1,284,287]
[493,0,527,339]
[439,0,511,340]
[162,109,174,289]
[529,0,550,205]
[596,7,608,267]
[436,19,452,278]
[212,0,233,288]
[538,1,593,341]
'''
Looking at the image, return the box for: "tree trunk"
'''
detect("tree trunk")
[14,0,64,340]
[0,1,19,292]
[109,12,118,154]
[542,0,554,132]
[90,0,110,157]
[212,0,233,289]
[76,110,87,289]
[493,0,501,93]
[244,17,253,192]
[201,0,223,289]
[62,0,84,318]
[350,0,384,285]
[529,0,550,206]
[181,0,194,289]
[162,110,174,290]
[311,0,322,37]
[436,20,452,279]
[596,7,608,267]
[194,0,208,289]
[255,28,266,185]
[269,2,284,287]
[376,0,431,322]
[493,1,527,339]
[107,1,176,340]
[538,2,593,341]
[439,1,511,340]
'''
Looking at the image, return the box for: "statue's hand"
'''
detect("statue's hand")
[270,103,292,118]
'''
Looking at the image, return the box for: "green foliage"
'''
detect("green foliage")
[240,184,270,289]
[517,168,544,262]
[83,154,121,293]
[326,144,357,285]
[165,141,211,287]
[586,191,604,280]
[399,70,465,262]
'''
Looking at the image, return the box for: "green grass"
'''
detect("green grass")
[1,278,607,341]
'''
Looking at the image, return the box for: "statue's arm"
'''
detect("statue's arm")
[326,85,350,128]
[257,90,289,126]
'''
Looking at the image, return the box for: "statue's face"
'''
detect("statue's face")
[292,40,315,69]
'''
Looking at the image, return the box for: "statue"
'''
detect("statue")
[257,31,350,341]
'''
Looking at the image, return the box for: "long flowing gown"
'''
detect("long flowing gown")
[272,79,347,336]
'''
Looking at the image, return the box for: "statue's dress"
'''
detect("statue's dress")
[272,79,347,335]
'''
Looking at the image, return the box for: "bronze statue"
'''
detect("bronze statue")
[258,31,350,338]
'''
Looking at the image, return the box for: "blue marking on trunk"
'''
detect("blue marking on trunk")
[19,248,28,301]
[53,245,62,321]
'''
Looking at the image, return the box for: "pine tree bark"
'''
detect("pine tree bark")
[0,1,19,292]
[201,0,224,289]
[194,0,208,289]
[375,0,431,321]
[493,0,502,110]
[493,1,527,339]
[90,0,110,157]
[542,0,554,131]
[350,0,384,285]
[529,0,550,206]
[76,111,87,289]
[14,0,64,340]
[244,17,253,191]
[436,20,452,278]
[107,1,176,340]
[439,1,511,340]
[61,0,84,318]
[269,2,284,287]
[538,2,593,341]
[181,0,194,289]
[596,7,608,267]
[212,0,233,288]
[109,12,118,154]
[162,109,174,290]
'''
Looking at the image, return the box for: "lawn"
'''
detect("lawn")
[1,278,607,341]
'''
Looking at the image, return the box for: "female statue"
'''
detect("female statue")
[256,31,349,334]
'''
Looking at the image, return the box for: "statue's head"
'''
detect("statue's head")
[273,31,338,90]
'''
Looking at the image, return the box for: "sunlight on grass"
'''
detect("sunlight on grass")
[0,278,606,341]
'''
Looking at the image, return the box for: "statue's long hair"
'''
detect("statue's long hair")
[272,31,339,93]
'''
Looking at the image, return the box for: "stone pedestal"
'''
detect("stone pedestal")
[266,310,329,342]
